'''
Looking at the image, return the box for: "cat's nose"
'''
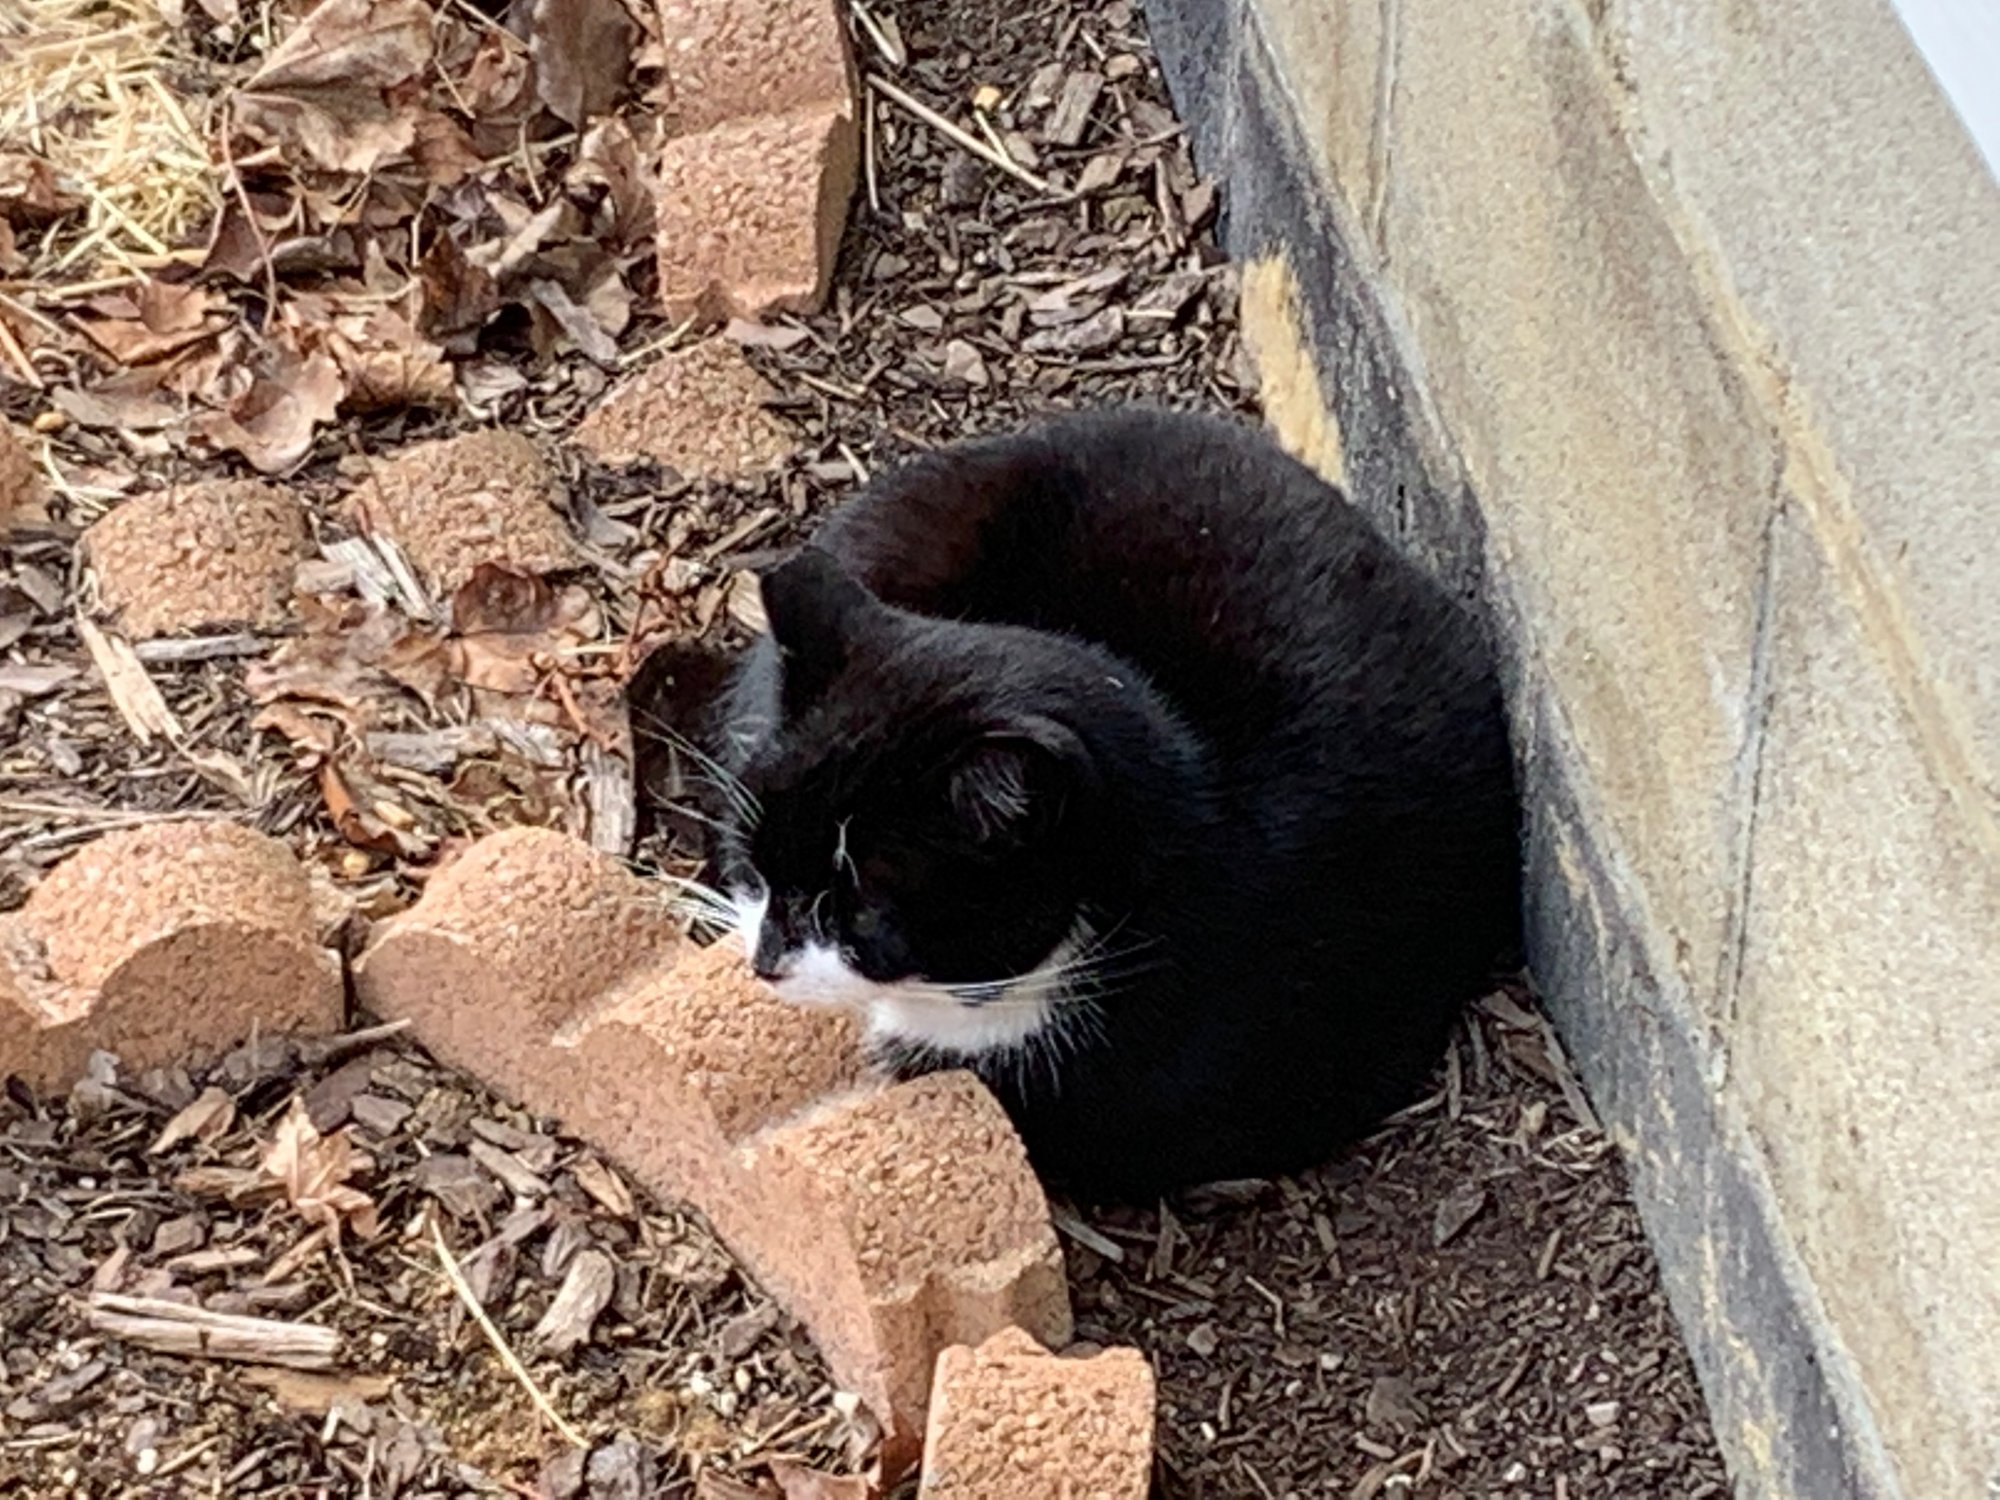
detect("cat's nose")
[751,926,792,982]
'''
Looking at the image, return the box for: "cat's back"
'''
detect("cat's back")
[817,406,1495,760]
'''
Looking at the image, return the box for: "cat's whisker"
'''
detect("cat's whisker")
[646,873,741,929]
[633,711,762,824]
[904,931,1167,1011]
[642,798,739,840]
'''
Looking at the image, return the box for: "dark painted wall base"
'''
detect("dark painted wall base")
[1139,1,1894,1495]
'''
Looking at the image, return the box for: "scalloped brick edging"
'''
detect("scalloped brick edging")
[1,822,1158,1490]
[650,0,859,323]
[0,821,345,1092]
[350,826,1073,1471]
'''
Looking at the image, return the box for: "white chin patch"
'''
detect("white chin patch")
[771,942,888,1010]
[759,939,1064,1057]
[864,986,1058,1056]
[734,892,1083,1059]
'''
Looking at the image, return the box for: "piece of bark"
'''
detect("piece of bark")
[86,1292,341,1369]
[533,1247,616,1354]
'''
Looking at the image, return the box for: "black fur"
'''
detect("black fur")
[698,407,1521,1197]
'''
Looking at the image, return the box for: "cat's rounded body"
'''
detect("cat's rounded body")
[703,407,1520,1197]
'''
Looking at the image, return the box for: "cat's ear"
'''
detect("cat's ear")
[945,719,1083,845]
[759,546,881,715]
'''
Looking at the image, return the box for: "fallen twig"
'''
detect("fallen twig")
[86,1292,341,1370]
[429,1216,586,1447]
[76,614,182,745]
[866,74,1055,196]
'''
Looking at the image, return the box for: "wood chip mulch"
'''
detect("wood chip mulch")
[1,1032,869,1498]
[4,0,1733,1495]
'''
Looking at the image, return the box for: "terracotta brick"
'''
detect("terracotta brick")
[563,939,866,1216]
[82,479,309,637]
[0,822,344,1094]
[655,99,859,325]
[344,431,578,597]
[355,828,1072,1469]
[349,826,683,1098]
[655,0,854,139]
[920,1328,1157,1500]
[0,421,46,533]
[570,339,792,477]
[747,1073,1074,1467]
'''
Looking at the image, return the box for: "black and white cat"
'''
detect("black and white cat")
[686,407,1520,1197]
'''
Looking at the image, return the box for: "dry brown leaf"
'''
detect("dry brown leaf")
[234,0,437,175]
[248,640,394,718]
[527,278,618,364]
[253,701,344,757]
[246,0,435,93]
[76,283,228,366]
[259,1097,382,1242]
[315,304,453,411]
[102,281,216,334]
[467,198,570,280]
[239,1367,396,1415]
[449,564,561,636]
[52,372,182,434]
[253,597,454,717]
[570,1156,634,1219]
[570,118,656,247]
[447,633,548,695]
[446,576,597,696]
[416,232,502,347]
[583,264,633,340]
[149,1086,237,1155]
[193,339,345,473]
[766,1461,876,1500]
[200,191,299,284]
[0,154,82,225]
[320,760,426,857]
[526,0,635,126]
[409,109,484,186]
[233,87,419,176]
[695,1475,780,1500]
[456,27,537,122]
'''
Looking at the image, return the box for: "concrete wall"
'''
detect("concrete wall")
[1141,0,2000,1495]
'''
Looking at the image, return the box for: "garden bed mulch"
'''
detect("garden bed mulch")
[3,0,1730,1494]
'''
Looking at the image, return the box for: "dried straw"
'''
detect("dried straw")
[0,0,222,279]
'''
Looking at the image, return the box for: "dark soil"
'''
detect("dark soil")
[0,1034,867,1498]
[1067,990,1729,1498]
[1,0,1732,1495]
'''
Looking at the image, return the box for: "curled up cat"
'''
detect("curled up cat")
[657,406,1522,1199]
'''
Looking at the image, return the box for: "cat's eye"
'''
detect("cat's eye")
[851,906,881,938]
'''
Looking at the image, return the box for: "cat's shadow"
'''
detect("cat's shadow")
[628,637,743,876]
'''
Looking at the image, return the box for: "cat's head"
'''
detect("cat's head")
[714,547,1161,1056]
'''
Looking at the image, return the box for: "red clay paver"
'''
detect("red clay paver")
[656,0,854,138]
[920,1327,1157,1499]
[570,338,793,476]
[655,98,860,325]
[344,431,578,598]
[354,827,1073,1467]
[82,479,310,637]
[748,1073,1074,1468]
[0,822,345,1094]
